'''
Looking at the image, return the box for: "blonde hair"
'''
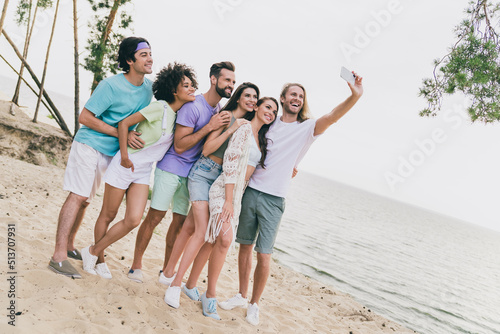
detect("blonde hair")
[280,83,311,123]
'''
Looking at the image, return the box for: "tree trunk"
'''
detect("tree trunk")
[0,53,57,122]
[2,29,71,136]
[90,0,120,92]
[12,1,38,105]
[0,0,9,39]
[73,0,80,134]
[33,0,61,123]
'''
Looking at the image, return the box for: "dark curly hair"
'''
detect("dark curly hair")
[244,97,279,168]
[152,62,198,103]
[117,37,150,73]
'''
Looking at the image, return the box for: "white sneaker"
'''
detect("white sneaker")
[159,271,176,286]
[246,303,259,326]
[127,269,143,283]
[95,263,112,279]
[164,285,182,308]
[218,293,249,310]
[81,246,97,275]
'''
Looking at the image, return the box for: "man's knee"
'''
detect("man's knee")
[176,212,193,235]
[239,243,254,256]
[256,252,271,268]
[145,208,167,227]
[172,212,187,228]
[67,192,88,205]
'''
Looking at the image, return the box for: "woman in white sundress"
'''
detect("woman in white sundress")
[199,97,278,320]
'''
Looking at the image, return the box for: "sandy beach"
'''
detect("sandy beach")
[0,101,415,333]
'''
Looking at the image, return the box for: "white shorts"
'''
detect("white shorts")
[63,141,112,201]
[104,153,153,190]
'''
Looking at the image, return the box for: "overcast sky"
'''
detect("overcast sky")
[1,0,499,232]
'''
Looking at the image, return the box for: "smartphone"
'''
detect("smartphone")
[340,66,356,85]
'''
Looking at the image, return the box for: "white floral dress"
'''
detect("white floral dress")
[205,123,255,245]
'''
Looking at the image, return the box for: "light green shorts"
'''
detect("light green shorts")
[150,168,190,215]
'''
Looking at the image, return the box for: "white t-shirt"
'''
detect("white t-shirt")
[248,117,318,197]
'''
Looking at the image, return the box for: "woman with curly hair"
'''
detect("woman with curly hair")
[80,63,197,279]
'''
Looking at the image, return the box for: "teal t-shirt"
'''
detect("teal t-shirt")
[128,101,176,154]
[74,73,153,156]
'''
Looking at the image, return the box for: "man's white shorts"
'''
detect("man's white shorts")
[63,141,112,201]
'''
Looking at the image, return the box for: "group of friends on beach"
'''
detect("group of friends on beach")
[47,36,363,325]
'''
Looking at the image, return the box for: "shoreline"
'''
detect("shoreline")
[0,101,415,333]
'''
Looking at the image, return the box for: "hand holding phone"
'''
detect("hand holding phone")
[340,66,356,85]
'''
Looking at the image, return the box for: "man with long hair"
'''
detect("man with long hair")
[221,74,364,325]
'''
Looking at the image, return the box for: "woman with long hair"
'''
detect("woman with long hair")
[162,83,260,308]
[198,97,278,320]
[80,63,197,278]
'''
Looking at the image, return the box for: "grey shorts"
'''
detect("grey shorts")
[236,187,286,254]
[187,156,222,202]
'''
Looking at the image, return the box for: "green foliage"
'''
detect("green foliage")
[83,0,133,91]
[15,0,53,25]
[419,0,500,123]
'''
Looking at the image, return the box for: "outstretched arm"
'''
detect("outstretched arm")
[314,72,364,136]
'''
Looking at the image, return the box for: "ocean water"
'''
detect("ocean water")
[275,172,500,334]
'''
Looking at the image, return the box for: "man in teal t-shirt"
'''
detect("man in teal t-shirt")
[48,37,153,279]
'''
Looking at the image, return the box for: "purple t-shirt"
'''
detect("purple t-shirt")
[156,94,220,177]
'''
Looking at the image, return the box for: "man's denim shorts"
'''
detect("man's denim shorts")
[187,155,222,202]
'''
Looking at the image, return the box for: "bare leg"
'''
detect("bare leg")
[169,201,210,287]
[93,184,126,263]
[163,209,195,276]
[52,192,89,262]
[162,212,187,269]
[206,221,233,298]
[67,201,89,251]
[185,241,214,289]
[130,207,167,270]
[90,184,149,257]
[238,243,254,299]
[249,252,271,305]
